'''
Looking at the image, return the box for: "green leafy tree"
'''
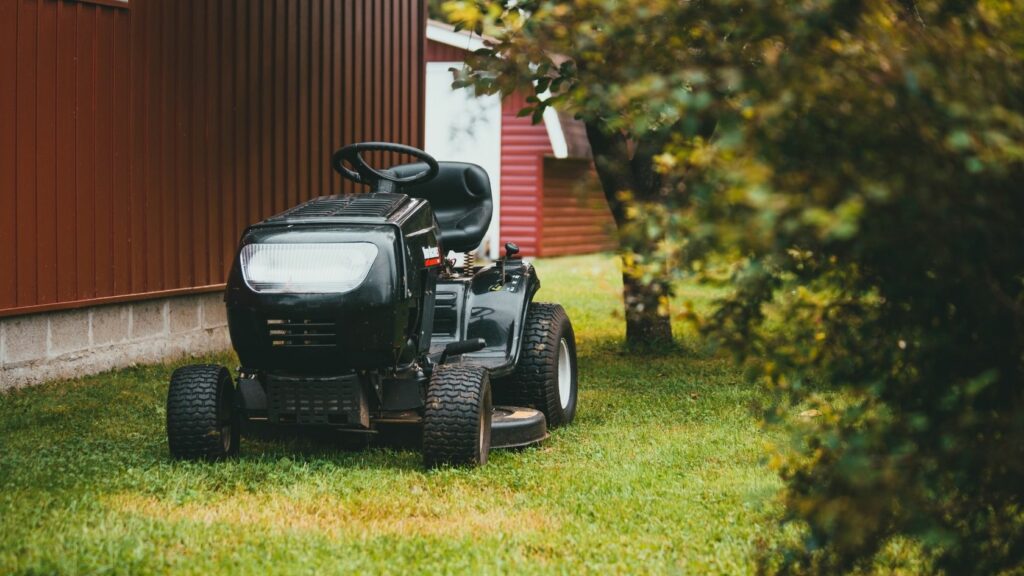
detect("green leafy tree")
[442,0,741,345]
[447,0,1024,573]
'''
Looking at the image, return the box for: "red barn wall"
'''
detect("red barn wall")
[425,35,618,259]
[0,0,426,317]
[426,37,467,62]
[539,157,617,257]
[499,91,553,257]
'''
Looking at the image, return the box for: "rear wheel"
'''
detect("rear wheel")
[167,364,240,460]
[422,365,492,468]
[497,303,578,428]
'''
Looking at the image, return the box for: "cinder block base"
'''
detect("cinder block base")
[0,292,231,391]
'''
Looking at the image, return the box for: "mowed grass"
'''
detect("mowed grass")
[0,254,783,575]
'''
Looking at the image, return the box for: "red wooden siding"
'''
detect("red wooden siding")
[499,91,552,257]
[539,157,616,257]
[498,91,616,257]
[426,37,467,62]
[0,0,426,317]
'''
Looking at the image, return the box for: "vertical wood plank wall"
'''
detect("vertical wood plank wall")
[0,0,426,317]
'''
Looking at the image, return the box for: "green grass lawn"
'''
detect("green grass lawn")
[0,254,783,575]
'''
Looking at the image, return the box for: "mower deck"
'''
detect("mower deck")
[490,406,549,449]
[241,405,548,450]
[373,405,549,450]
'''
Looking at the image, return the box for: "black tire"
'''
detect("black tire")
[166,364,240,461]
[497,303,578,428]
[422,365,492,468]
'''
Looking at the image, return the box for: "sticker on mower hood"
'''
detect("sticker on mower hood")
[422,246,441,267]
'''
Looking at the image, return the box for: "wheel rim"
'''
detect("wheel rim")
[479,411,486,456]
[221,424,232,453]
[479,388,491,462]
[557,338,572,410]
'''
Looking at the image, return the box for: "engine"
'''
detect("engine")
[224,192,441,374]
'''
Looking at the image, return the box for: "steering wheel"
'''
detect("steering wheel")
[331,142,439,189]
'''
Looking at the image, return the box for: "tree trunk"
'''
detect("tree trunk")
[585,121,674,348]
[622,272,674,345]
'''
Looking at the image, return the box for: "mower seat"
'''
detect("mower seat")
[390,161,492,253]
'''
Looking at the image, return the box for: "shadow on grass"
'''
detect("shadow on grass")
[235,421,428,469]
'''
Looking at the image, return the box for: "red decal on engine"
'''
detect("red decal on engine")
[422,246,441,267]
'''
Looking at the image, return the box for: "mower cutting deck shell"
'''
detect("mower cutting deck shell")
[165,142,578,467]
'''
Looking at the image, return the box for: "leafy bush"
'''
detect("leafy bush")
[446,0,1024,572]
[676,1,1024,572]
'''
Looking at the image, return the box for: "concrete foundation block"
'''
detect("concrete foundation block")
[0,292,232,391]
[3,314,49,365]
[169,297,201,334]
[48,309,92,356]
[131,301,167,340]
[201,293,228,329]
[92,305,130,346]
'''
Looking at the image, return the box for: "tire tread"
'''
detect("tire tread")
[422,365,490,468]
[497,303,576,427]
[166,364,236,460]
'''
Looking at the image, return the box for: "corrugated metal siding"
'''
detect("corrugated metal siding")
[539,157,616,257]
[499,91,551,257]
[0,0,426,317]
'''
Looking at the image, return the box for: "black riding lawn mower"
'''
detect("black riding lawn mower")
[166,142,578,468]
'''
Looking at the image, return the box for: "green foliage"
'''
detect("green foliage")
[427,0,447,21]
[445,0,730,131]
[444,0,1024,573]
[684,2,1024,573]
[441,0,799,342]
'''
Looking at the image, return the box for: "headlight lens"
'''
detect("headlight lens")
[239,243,379,293]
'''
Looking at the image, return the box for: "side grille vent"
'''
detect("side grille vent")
[432,293,459,337]
[267,318,336,348]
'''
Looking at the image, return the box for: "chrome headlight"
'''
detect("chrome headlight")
[239,243,379,294]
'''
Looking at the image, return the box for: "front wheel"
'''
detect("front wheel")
[497,303,578,428]
[422,365,492,468]
[166,364,239,460]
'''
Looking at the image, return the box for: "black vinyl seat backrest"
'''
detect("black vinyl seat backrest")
[390,161,492,253]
